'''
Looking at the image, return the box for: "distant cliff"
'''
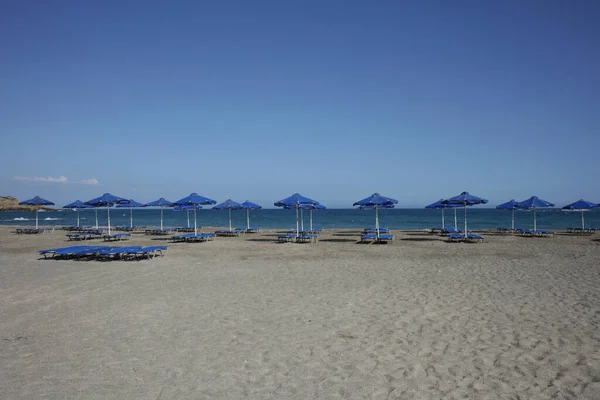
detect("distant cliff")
[0,196,55,212]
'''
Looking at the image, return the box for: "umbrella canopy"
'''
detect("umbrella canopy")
[515,196,554,232]
[240,201,262,230]
[63,200,92,228]
[213,199,244,231]
[174,205,202,228]
[275,193,320,235]
[353,193,398,236]
[562,199,598,230]
[496,199,520,230]
[425,199,462,230]
[173,193,216,235]
[116,199,144,229]
[85,193,129,235]
[144,198,173,231]
[442,192,488,235]
[19,196,55,229]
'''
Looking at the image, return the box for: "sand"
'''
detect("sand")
[0,226,599,399]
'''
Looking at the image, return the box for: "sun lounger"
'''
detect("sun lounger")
[171,233,214,243]
[278,234,298,243]
[244,227,260,233]
[103,233,131,241]
[533,229,555,237]
[296,234,318,243]
[134,246,168,259]
[215,229,245,237]
[97,246,144,259]
[175,227,197,233]
[376,234,394,243]
[466,233,484,243]
[364,228,390,234]
[359,233,377,243]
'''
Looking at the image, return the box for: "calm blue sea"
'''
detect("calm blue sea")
[2,208,600,231]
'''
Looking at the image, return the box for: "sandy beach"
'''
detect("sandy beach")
[0,226,599,399]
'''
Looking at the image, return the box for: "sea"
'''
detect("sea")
[2,208,599,231]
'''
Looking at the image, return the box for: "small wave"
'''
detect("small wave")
[14,217,29,221]
[44,217,60,221]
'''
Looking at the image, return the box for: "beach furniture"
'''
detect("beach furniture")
[359,233,394,243]
[171,233,214,243]
[364,227,389,234]
[103,233,131,241]
[244,227,260,233]
[135,246,168,259]
[175,227,197,233]
[448,233,485,243]
[296,234,318,243]
[145,228,175,236]
[215,228,245,237]
[66,233,93,241]
[278,234,298,243]
[97,246,144,260]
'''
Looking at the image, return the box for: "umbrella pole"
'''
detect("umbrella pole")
[300,209,304,232]
[95,208,98,229]
[77,209,80,228]
[376,205,379,238]
[160,206,164,231]
[107,206,111,235]
[186,209,190,228]
[36,209,39,230]
[464,204,467,235]
[310,209,313,231]
[228,208,232,231]
[441,208,445,229]
[512,209,515,230]
[130,207,133,229]
[533,209,536,232]
[246,209,250,230]
[582,210,585,230]
[296,205,299,236]
[454,208,457,231]
[194,207,197,235]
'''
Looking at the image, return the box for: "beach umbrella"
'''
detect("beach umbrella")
[174,205,202,228]
[515,196,554,232]
[425,199,462,230]
[116,199,144,229]
[63,200,93,228]
[85,193,129,235]
[144,198,173,231]
[173,193,216,235]
[496,199,520,230]
[562,199,597,230]
[353,193,398,237]
[19,196,55,229]
[240,201,262,230]
[275,193,320,236]
[213,199,243,232]
[442,192,488,235]
[305,203,326,231]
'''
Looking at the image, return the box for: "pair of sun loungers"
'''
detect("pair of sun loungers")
[16,228,53,234]
[359,233,394,243]
[39,245,168,260]
[278,233,319,243]
[448,233,485,243]
[515,229,555,237]
[363,227,389,234]
[171,233,216,243]
[145,228,176,236]
[215,228,246,237]
[567,227,598,234]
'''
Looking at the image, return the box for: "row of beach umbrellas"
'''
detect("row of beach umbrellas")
[18,192,600,234]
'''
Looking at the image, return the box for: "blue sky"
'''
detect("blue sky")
[1,0,599,208]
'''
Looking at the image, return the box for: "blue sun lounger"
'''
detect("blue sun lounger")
[244,227,260,233]
[40,246,90,258]
[135,246,168,259]
[296,234,318,243]
[171,233,215,243]
[103,233,131,241]
[97,246,143,259]
[448,233,485,243]
[66,233,94,241]
[359,233,394,243]
[364,228,390,234]
[278,234,298,243]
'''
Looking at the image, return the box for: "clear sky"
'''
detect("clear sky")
[1,0,599,208]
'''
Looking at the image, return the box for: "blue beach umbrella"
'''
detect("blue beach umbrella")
[275,193,320,236]
[562,199,598,230]
[174,205,202,228]
[213,199,244,232]
[144,198,173,231]
[85,193,129,235]
[353,193,398,237]
[63,200,92,228]
[19,196,55,229]
[496,199,520,231]
[173,193,217,235]
[240,201,262,230]
[425,199,462,231]
[442,192,488,235]
[515,196,554,232]
[116,199,144,229]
